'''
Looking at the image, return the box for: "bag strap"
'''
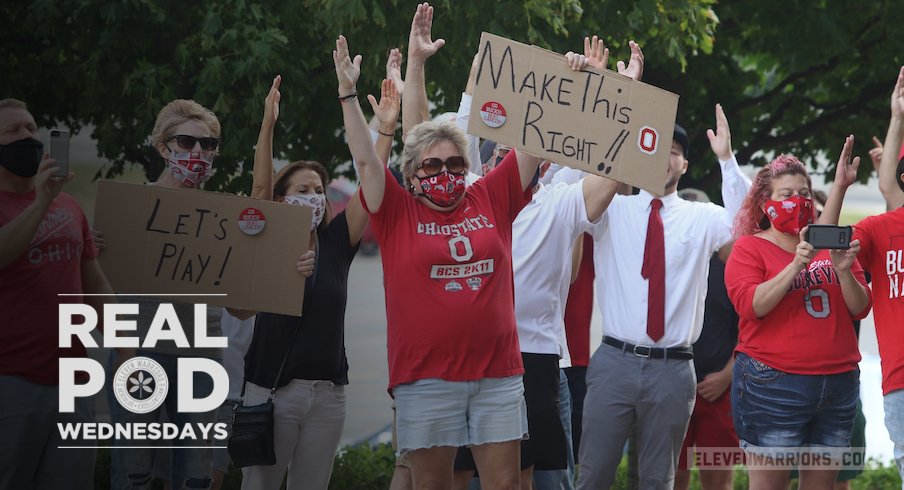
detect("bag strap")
[248,241,319,404]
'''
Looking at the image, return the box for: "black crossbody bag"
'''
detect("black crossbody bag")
[228,250,317,467]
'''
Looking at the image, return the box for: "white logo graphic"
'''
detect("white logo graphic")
[112,357,169,414]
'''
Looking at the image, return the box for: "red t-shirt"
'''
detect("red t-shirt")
[854,208,904,395]
[564,233,595,367]
[725,234,869,375]
[0,190,97,385]
[361,152,530,390]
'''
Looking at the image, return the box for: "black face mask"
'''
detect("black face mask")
[0,138,43,177]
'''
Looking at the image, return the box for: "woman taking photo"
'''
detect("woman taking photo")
[238,74,388,489]
[725,138,871,490]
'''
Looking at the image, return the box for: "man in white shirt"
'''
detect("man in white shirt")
[576,108,751,489]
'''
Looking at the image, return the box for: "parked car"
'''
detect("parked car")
[328,178,379,256]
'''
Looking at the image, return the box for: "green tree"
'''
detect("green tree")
[1,0,715,193]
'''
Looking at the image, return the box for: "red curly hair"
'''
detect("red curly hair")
[733,154,812,237]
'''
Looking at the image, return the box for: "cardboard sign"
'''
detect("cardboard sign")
[468,32,679,194]
[94,181,311,316]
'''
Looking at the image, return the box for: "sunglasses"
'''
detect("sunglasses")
[171,135,219,151]
[417,156,467,176]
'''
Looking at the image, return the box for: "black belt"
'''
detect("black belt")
[603,336,693,360]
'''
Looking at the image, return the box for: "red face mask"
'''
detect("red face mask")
[416,171,466,207]
[763,195,813,235]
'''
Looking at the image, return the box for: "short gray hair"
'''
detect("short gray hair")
[0,98,27,111]
[400,120,470,179]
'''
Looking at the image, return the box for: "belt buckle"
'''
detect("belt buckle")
[633,344,652,358]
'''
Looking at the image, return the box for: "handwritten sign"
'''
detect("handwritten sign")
[94,181,311,316]
[468,32,679,194]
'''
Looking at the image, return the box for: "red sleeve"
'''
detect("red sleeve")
[479,150,531,222]
[849,256,872,320]
[852,218,873,274]
[359,165,409,242]
[725,236,767,321]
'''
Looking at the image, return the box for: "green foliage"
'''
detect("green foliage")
[328,443,397,490]
[0,0,715,193]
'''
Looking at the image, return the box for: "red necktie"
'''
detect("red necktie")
[641,198,665,342]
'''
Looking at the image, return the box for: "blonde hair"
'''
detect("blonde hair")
[0,99,27,111]
[150,99,221,149]
[399,120,470,179]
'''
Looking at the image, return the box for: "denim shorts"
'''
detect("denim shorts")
[392,375,527,452]
[732,352,859,454]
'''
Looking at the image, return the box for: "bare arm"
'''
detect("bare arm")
[750,229,814,317]
[367,79,401,167]
[879,66,904,210]
[830,240,871,315]
[251,76,281,201]
[335,35,386,213]
[401,3,444,138]
[582,175,620,223]
[818,135,860,225]
[0,158,69,268]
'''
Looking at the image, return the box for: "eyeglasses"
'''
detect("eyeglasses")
[417,156,467,176]
[170,135,219,151]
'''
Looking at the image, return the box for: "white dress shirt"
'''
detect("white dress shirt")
[513,181,596,360]
[590,156,750,347]
[456,93,484,175]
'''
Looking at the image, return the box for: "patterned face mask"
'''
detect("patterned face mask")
[166,148,215,188]
[763,195,813,235]
[284,193,327,230]
[416,171,466,207]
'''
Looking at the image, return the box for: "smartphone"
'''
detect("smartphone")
[805,224,852,249]
[50,129,70,177]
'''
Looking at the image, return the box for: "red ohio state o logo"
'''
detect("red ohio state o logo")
[638,126,658,155]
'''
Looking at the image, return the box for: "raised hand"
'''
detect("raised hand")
[35,155,72,206]
[386,48,404,95]
[263,75,281,128]
[706,104,733,161]
[829,239,861,273]
[868,135,884,172]
[333,35,361,95]
[584,35,609,71]
[564,51,588,71]
[833,134,861,189]
[616,41,644,81]
[368,79,401,128]
[407,2,445,62]
[891,65,904,120]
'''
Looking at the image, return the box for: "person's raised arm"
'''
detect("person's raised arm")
[878,66,904,210]
[580,37,640,221]
[707,104,751,219]
[251,75,281,201]
[401,2,444,138]
[457,53,482,175]
[0,157,70,268]
[335,35,386,213]
[818,135,860,225]
[367,78,401,167]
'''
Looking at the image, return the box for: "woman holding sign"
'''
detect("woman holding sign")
[725,138,870,489]
[333,20,551,486]
[237,73,389,490]
[104,99,227,489]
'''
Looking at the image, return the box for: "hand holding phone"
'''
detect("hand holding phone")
[805,224,852,250]
[50,129,70,177]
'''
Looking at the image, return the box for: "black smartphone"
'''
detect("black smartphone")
[805,224,852,249]
[50,129,70,177]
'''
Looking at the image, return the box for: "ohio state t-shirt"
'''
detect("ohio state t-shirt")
[0,190,97,385]
[361,151,530,390]
[854,208,904,395]
[726,235,869,375]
